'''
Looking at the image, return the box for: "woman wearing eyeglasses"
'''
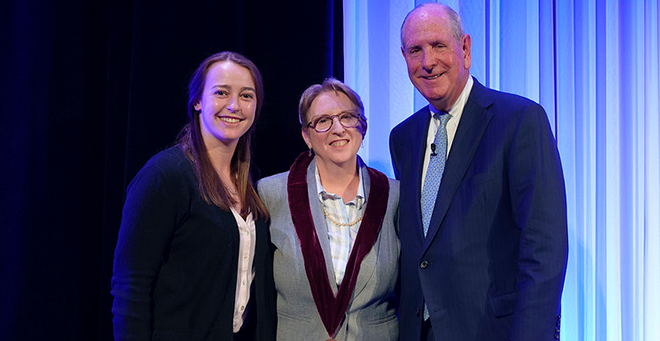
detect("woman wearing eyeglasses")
[257,78,399,341]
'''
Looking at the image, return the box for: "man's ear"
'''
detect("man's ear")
[462,34,472,69]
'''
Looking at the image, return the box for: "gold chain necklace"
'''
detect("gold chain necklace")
[320,202,363,227]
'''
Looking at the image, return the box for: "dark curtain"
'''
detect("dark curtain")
[0,0,343,339]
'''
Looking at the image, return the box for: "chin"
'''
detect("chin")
[421,87,445,98]
[333,153,359,166]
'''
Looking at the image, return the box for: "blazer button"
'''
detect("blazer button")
[420,260,428,269]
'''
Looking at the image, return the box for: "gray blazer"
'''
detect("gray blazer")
[257,158,400,341]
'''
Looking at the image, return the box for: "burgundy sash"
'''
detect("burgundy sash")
[287,151,389,338]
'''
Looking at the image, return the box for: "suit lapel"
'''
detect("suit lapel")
[288,151,390,337]
[423,80,494,249]
[350,161,374,299]
[306,159,339,295]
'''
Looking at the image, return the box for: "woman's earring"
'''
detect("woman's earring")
[308,148,313,157]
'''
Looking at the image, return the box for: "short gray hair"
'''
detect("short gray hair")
[298,78,367,136]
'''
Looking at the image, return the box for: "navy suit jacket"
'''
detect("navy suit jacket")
[389,78,568,341]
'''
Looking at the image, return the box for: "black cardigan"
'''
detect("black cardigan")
[111,146,275,341]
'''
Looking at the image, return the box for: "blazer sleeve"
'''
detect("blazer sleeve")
[389,128,403,180]
[507,104,568,341]
[111,161,188,340]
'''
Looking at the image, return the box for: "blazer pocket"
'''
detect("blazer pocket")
[488,291,518,318]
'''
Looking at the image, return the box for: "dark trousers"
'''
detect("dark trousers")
[421,319,435,341]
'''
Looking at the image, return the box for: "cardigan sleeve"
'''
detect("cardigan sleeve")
[111,154,190,340]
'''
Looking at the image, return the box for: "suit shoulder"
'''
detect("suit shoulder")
[256,171,289,194]
[256,171,290,213]
[367,167,399,191]
[391,106,428,137]
[482,86,545,113]
[257,171,289,185]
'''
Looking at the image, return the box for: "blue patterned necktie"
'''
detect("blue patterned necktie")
[421,112,451,237]
[420,112,450,321]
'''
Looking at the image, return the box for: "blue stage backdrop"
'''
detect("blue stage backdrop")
[343,0,660,340]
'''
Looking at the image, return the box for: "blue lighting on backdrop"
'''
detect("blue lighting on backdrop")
[343,0,660,340]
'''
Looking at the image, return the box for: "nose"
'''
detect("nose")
[226,97,240,113]
[421,50,436,72]
[330,116,346,134]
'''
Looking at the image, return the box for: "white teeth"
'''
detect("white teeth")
[219,117,241,123]
[426,74,440,80]
[331,140,348,147]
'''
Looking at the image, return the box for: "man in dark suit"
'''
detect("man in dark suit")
[390,3,568,341]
